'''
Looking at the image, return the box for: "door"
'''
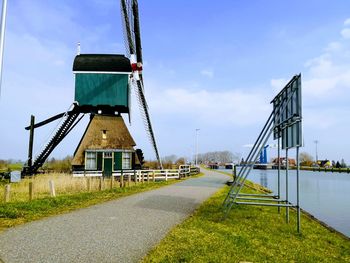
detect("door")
[103,152,113,177]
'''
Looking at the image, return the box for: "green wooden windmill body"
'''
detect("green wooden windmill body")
[73,54,132,114]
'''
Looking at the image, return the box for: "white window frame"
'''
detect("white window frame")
[85,151,97,170]
[122,152,132,169]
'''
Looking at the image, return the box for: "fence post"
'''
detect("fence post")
[99,177,103,191]
[142,172,144,183]
[110,176,113,189]
[165,170,168,181]
[120,170,124,188]
[4,184,10,202]
[49,180,56,197]
[29,182,34,201]
[152,171,155,182]
[87,177,91,192]
[128,173,131,187]
[134,170,137,184]
[147,172,150,183]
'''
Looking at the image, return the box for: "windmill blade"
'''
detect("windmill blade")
[120,0,135,56]
[121,0,163,169]
[132,0,143,64]
[133,78,162,169]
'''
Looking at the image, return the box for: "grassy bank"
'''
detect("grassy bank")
[0,173,202,231]
[142,185,350,262]
[300,166,350,173]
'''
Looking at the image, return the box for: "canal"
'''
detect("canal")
[221,168,350,237]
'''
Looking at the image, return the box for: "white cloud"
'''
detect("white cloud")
[344,18,350,26]
[270,78,287,93]
[148,86,270,127]
[325,41,342,52]
[341,28,350,39]
[200,69,214,78]
[267,21,350,165]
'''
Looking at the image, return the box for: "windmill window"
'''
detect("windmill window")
[122,152,131,169]
[85,152,97,170]
[102,130,107,139]
[104,152,112,158]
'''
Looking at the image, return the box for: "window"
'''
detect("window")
[104,152,112,158]
[102,130,107,139]
[122,152,131,169]
[85,151,97,170]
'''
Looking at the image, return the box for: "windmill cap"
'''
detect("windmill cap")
[73,54,132,73]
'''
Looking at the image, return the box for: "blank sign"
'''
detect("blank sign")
[10,171,21,183]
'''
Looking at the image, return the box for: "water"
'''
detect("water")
[222,168,350,237]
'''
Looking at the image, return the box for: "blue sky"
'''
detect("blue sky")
[1,0,350,164]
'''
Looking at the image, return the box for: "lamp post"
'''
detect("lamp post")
[314,140,319,163]
[0,0,8,97]
[195,128,200,166]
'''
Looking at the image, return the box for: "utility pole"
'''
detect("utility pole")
[0,0,8,97]
[195,128,200,166]
[314,140,319,162]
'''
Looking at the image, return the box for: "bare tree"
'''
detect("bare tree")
[299,152,313,166]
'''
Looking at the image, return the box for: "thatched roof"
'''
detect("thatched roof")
[72,115,136,166]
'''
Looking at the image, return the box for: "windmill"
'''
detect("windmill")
[22,0,162,176]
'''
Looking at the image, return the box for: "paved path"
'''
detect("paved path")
[0,170,228,263]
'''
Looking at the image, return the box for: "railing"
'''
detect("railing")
[72,165,200,181]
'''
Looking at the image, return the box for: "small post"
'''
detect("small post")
[99,177,103,191]
[165,170,168,181]
[128,174,131,187]
[141,172,144,183]
[87,177,91,192]
[152,171,155,182]
[49,180,56,197]
[27,115,35,172]
[110,176,113,189]
[134,170,137,184]
[4,184,10,202]
[120,171,124,188]
[277,137,281,214]
[233,165,237,182]
[29,182,34,201]
[286,149,289,223]
[147,172,149,183]
[296,146,301,233]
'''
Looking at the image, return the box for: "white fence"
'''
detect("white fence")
[72,165,200,181]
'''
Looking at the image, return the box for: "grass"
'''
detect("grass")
[142,182,350,262]
[0,173,203,231]
[1,173,117,202]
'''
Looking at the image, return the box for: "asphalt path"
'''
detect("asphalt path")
[0,169,228,263]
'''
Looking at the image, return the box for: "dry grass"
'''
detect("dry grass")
[0,173,133,203]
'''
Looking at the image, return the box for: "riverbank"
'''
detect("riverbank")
[142,170,350,262]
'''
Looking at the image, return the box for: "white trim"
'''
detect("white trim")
[86,149,134,153]
[73,71,131,75]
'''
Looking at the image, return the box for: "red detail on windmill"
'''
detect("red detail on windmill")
[131,62,143,72]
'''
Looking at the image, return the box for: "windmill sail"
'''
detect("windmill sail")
[120,0,163,169]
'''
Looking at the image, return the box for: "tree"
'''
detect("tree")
[336,161,341,168]
[299,152,313,167]
[341,158,347,168]
[197,150,237,163]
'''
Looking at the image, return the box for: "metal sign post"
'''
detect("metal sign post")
[223,74,303,233]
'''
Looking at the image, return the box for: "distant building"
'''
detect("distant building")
[272,157,296,166]
[317,160,332,168]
